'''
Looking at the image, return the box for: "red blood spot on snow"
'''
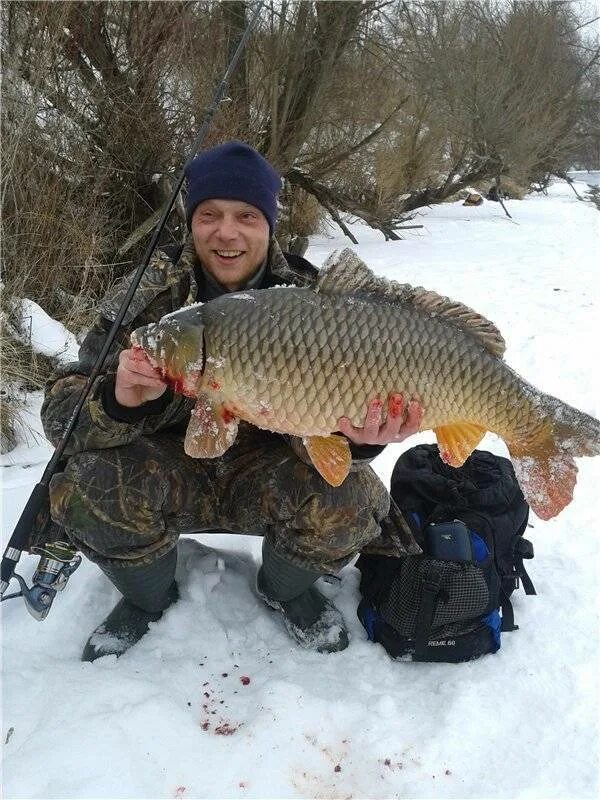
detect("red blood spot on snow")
[175,787,186,798]
[334,765,341,773]
[240,676,250,685]
[201,721,210,731]
[215,723,239,735]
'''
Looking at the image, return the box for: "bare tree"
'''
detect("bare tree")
[2,0,598,328]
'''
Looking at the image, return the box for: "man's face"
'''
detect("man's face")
[191,199,270,291]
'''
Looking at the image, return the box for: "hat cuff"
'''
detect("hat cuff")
[186,174,277,229]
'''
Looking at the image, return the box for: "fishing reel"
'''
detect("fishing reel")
[0,542,81,621]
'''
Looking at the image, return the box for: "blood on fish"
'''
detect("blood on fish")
[159,369,196,398]
[388,394,404,419]
[208,379,221,391]
[221,408,236,424]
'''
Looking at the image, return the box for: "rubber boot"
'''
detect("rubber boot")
[81,548,178,662]
[256,540,348,653]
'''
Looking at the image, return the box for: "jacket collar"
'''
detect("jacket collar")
[178,234,314,301]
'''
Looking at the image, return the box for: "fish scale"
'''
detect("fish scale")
[200,288,513,435]
[131,248,600,520]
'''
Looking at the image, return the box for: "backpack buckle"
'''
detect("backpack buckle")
[423,569,443,594]
[515,537,534,559]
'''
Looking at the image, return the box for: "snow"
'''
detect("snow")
[2,179,599,799]
[567,170,600,188]
[16,298,79,363]
[229,293,257,302]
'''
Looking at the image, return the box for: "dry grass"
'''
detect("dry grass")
[584,186,600,211]
[497,176,529,200]
[0,295,57,453]
[0,394,21,455]
[277,185,325,247]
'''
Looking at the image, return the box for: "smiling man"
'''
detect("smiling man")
[192,197,269,290]
[41,142,422,662]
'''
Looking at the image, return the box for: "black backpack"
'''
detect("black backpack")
[357,444,536,663]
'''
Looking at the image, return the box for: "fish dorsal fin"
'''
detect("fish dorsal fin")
[317,248,411,299]
[316,248,506,358]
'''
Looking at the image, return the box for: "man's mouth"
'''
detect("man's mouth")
[214,250,244,261]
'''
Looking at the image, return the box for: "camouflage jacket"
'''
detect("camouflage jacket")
[41,236,384,465]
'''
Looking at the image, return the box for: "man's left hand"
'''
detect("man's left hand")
[337,393,423,446]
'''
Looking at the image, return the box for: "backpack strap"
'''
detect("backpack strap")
[414,563,444,657]
[514,537,536,595]
[500,590,518,632]
[501,536,536,631]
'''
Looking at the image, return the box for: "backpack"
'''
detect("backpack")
[357,444,536,663]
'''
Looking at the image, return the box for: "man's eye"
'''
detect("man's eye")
[241,213,257,221]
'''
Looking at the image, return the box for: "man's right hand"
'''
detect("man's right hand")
[114,348,168,408]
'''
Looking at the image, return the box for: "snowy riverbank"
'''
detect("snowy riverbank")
[2,179,599,799]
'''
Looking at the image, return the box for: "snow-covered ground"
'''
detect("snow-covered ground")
[567,170,600,188]
[2,180,599,799]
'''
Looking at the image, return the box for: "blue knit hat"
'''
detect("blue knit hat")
[184,141,281,230]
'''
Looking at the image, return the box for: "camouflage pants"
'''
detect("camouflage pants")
[49,427,414,573]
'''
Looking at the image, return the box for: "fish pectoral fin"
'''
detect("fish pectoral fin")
[434,422,486,467]
[304,434,352,487]
[184,396,239,458]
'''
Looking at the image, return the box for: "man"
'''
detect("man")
[41,142,422,661]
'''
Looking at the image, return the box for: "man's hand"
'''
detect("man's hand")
[114,347,168,408]
[337,393,423,446]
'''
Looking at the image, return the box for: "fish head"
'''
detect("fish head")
[131,306,205,398]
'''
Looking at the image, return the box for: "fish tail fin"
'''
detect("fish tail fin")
[508,396,600,521]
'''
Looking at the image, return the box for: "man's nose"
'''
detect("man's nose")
[215,216,239,240]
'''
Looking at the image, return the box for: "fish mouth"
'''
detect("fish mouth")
[131,321,207,399]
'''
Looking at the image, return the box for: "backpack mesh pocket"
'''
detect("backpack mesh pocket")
[380,557,490,637]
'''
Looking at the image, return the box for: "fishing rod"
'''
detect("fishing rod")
[1,1,264,620]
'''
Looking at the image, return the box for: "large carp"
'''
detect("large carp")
[131,249,600,521]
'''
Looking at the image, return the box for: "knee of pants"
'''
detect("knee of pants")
[270,464,391,570]
[49,448,171,562]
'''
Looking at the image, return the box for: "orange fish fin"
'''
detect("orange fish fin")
[434,422,486,467]
[507,393,600,519]
[304,434,352,487]
[511,450,577,521]
[184,395,238,458]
